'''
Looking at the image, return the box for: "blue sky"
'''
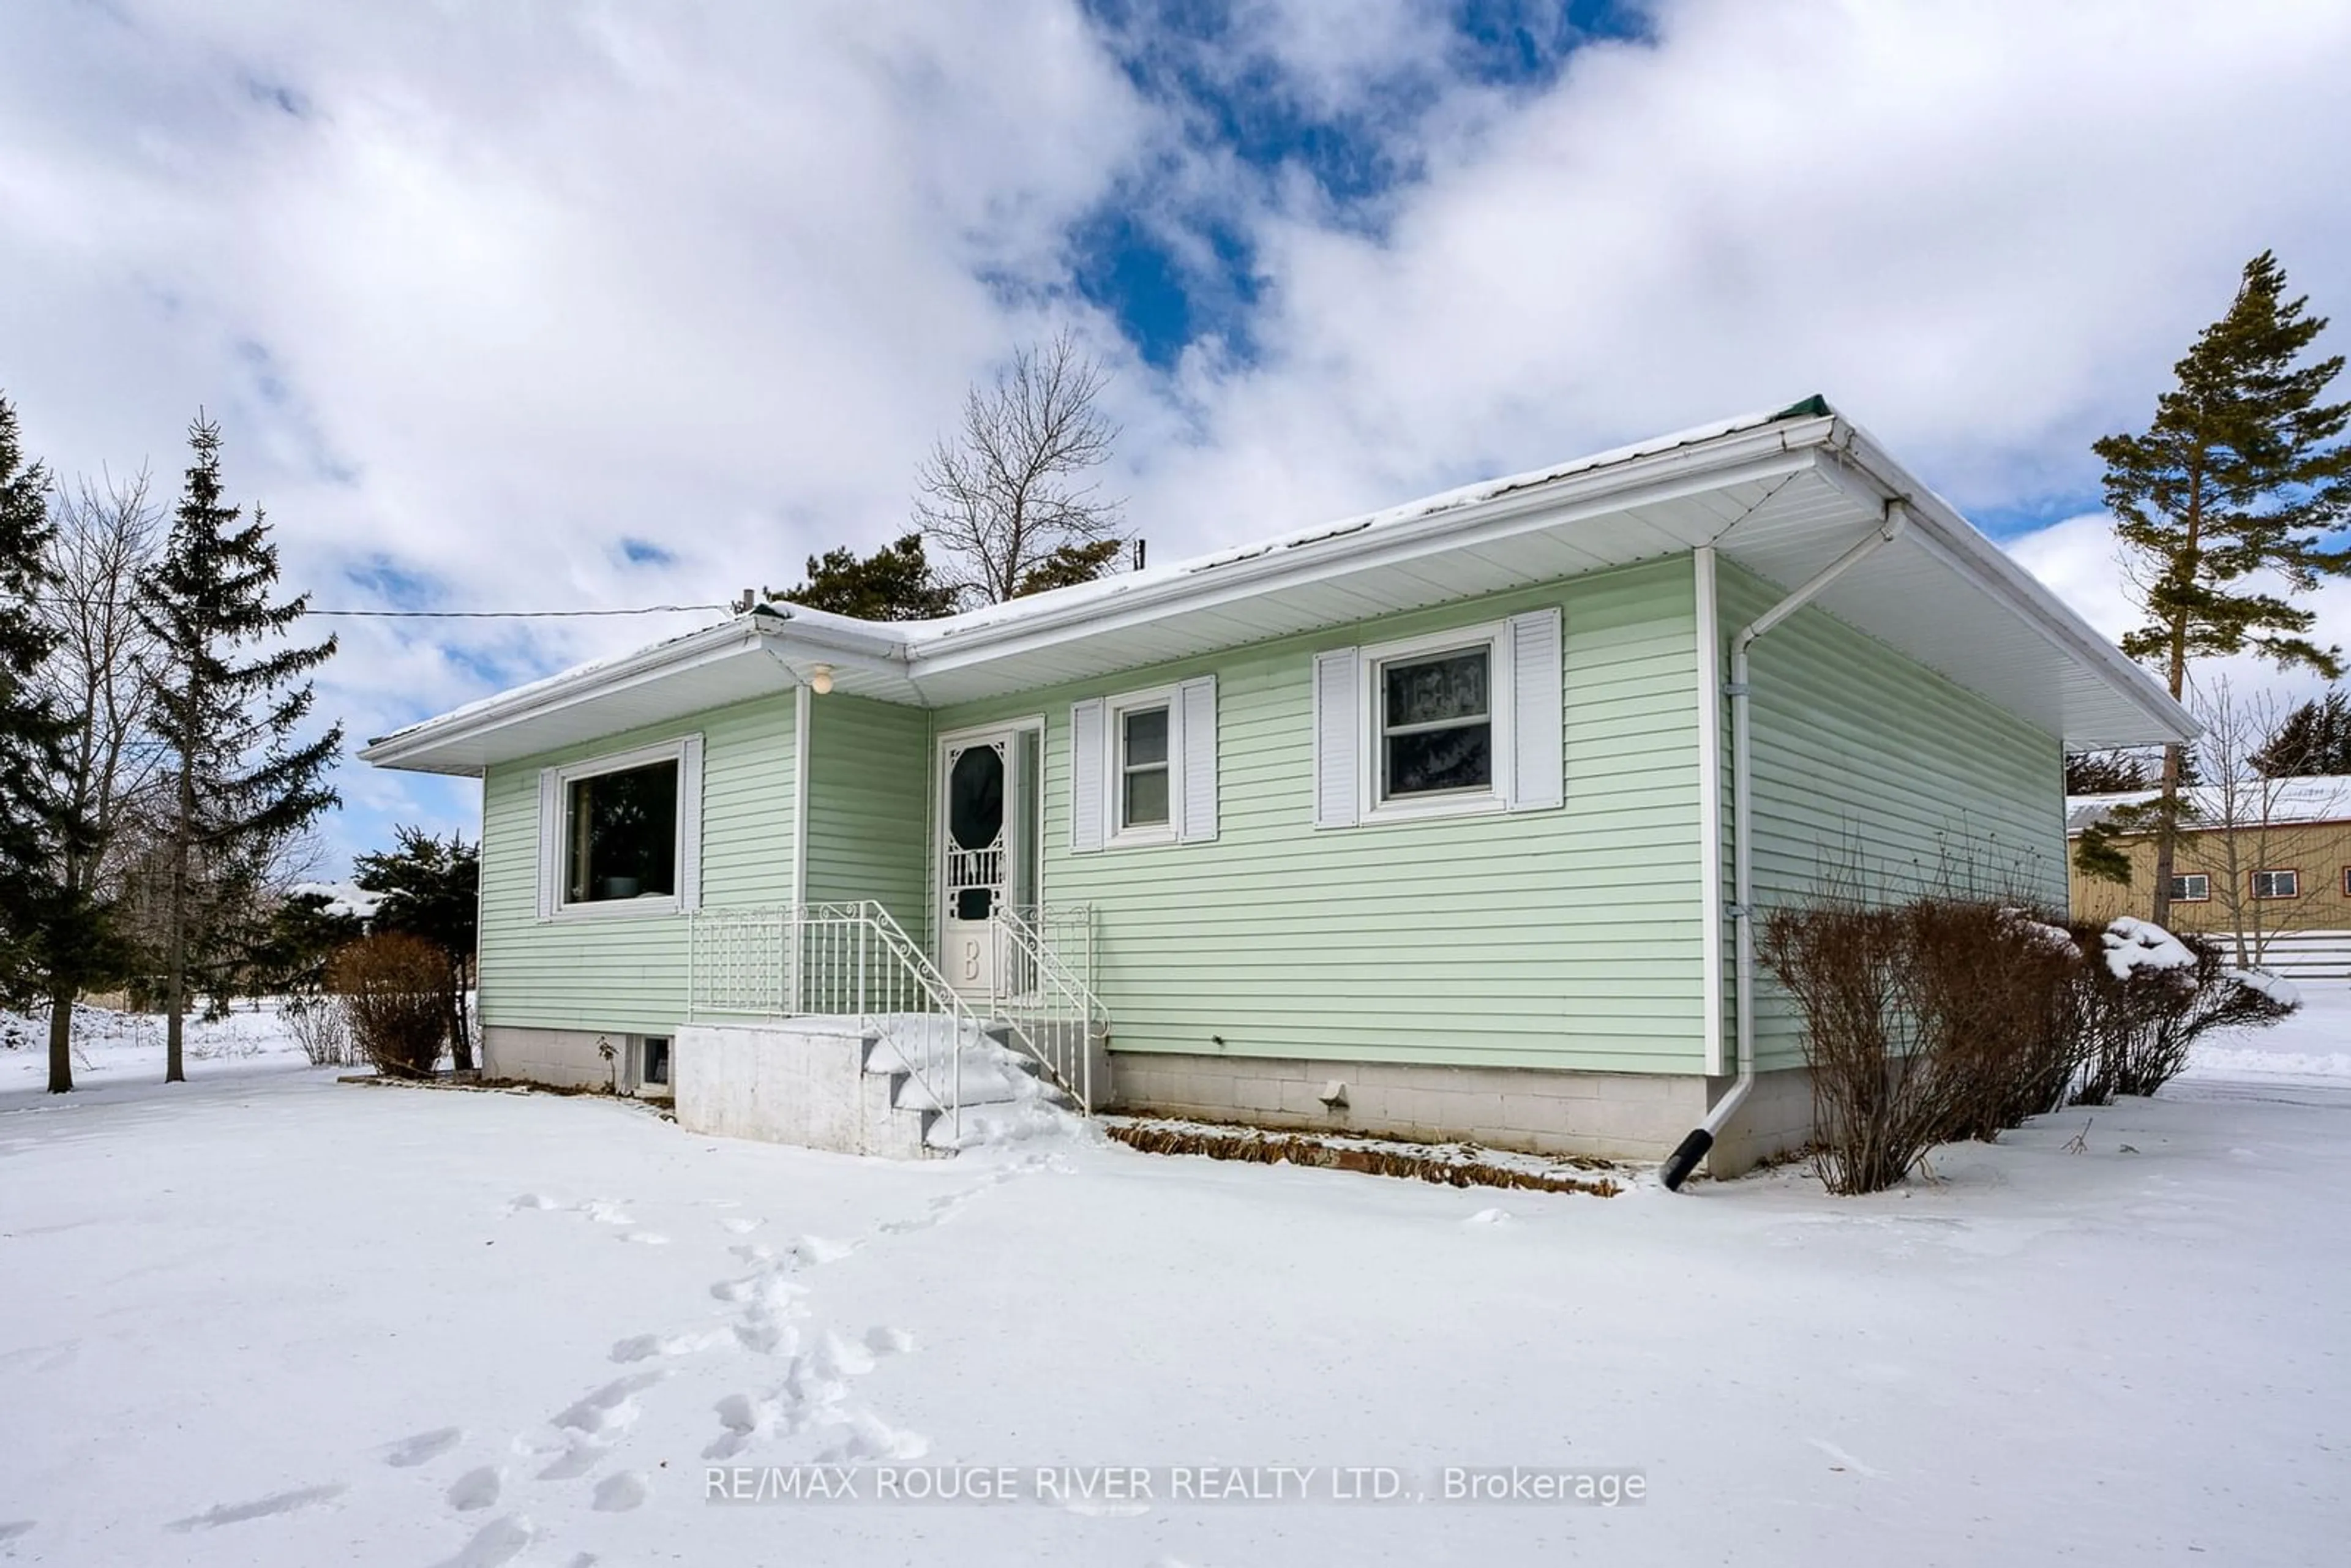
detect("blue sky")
[3,0,2348,877]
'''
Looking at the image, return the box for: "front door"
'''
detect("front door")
[939,727,1038,998]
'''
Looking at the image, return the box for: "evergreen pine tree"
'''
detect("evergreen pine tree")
[2250,689,2351,776]
[353,827,480,1069]
[0,394,65,998]
[1013,537,1126,598]
[138,414,342,1083]
[782,533,958,620]
[2064,749,2153,795]
[2095,251,2351,925]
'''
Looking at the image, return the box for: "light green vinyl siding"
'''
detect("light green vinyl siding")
[932,557,1711,1075]
[477,694,795,1036]
[1720,560,2067,1070]
[803,694,931,940]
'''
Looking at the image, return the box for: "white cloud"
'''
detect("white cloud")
[2009,511,2351,718]
[4,0,2350,871]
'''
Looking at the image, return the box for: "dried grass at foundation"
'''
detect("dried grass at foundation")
[1104,1116,1622,1197]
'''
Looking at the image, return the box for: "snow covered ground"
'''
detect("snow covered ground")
[1,994,2345,1566]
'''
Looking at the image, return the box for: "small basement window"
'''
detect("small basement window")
[640,1036,670,1089]
[567,759,679,904]
[2251,868,2300,900]
[1378,643,1493,802]
[2169,872,2210,902]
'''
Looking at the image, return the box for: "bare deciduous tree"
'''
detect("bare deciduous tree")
[28,469,165,1092]
[2186,680,2351,967]
[913,332,1126,606]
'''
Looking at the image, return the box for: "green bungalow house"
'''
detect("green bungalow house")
[359,399,2192,1176]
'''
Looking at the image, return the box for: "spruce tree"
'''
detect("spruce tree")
[353,827,479,1068]
[2095,251,2351,925]
[0,394,65,999]
[2251,689,2351,776]
[783,533,958,620]
[138,415,342,1082]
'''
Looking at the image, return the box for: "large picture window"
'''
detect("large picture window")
[567,759,679,903]
[536,737,702,920]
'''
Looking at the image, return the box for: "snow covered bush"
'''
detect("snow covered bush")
[2070,924,2298,1103]
[327,934,449,1078]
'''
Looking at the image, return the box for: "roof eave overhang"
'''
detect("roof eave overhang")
[1812,421,2197,746]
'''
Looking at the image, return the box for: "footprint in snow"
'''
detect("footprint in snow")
[1464,1207,1513,1226]
[506,1194,557,1213]
[816,1410,929,1463]
[593,1471,650,1512]
[814,1330,875,1378]
[553,1372,667,1437]
[432,1512,534,1568]
[864,1325,916,1356]
[610,1328,726,1364]
[0,1523,33,1544]
[620,1231,670,1246]
[382,1427,465,1468]
[534,1442,607,1482]
[446,1466,503,1512]
[719,1216,763,1235]
[164,1483,348,1532]
[793,1234,855,1264]
[579,1201,633,1226]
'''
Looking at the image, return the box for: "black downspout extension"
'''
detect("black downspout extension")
[1659,1129,1712,1191]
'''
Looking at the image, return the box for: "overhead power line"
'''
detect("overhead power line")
[26,595,731,620]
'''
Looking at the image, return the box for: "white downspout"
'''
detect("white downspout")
[1660,501,1908,1190]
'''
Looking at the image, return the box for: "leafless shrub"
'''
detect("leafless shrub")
[328,934,449,1078]
[1909,902,2086,1142]
[280,993,359,1067]
[1760,901,1964,1195]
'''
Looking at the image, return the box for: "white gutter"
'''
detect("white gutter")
[1660,503,1909,1191]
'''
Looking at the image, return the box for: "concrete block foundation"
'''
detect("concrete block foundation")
[1108,1052,1812,1177]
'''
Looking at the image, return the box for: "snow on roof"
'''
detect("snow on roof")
[2066,775,2351,835]
[890,400,1807,646]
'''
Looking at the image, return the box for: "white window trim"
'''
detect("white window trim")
[1106,685,1182,849]
[2251,868,2300,900]
[2169,872,2211,903]
[543,737,701,921]
[1357,620,1514,826]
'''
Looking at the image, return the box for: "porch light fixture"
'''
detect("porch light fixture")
[808,663,834,695]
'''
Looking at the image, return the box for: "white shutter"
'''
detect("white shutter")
[1312,647,1360,829]
[676,734,705,910]
[536,767,562,919]
[1070,699,1107,853]
[1177,675,1218,842]
[1507,608,1564,812]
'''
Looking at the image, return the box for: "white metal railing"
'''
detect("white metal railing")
[989,904,1106,1113]
[688,901,978,1144]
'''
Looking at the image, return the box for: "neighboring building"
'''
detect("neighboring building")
[360,398,2191,1174]
[2068,775,2351,978]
